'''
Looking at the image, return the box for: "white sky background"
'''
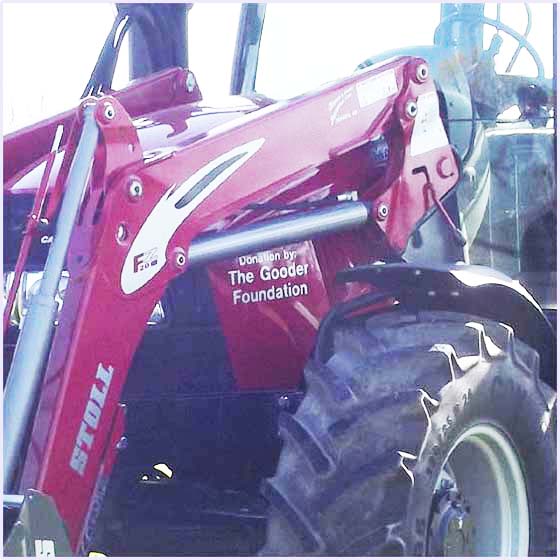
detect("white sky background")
[2,2,555,134]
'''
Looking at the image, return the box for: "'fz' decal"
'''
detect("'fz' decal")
[133,248,158,273]
[121,138,265,294]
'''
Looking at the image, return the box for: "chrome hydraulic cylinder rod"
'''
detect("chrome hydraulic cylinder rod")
[188,202,370,267]
[3,106,99,493]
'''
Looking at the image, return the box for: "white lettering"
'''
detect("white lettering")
[90,384,108,409]
[76,420,94,449]
[260,263,309,281]
[232,282,309,305]
[70,446,88,476]
[84,401,102,429]
[69,363,114,476]
[238,251,282,266]
[95,363,114,387]
[228,269,254,286]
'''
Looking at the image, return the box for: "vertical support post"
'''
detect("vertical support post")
[3,105,99,493]
[230,3,266,95]
[439,3,485,66]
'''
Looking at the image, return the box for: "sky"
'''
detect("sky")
[2,2,555,133]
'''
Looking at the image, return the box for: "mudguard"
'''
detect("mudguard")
[338,262,556,389]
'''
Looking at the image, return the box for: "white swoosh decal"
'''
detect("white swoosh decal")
[121,138,265,294]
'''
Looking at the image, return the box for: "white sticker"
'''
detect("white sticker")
[121,138,264,294]
[35,539,55,557]
[227,249,310,305]
[410,92,449,156]
[229,249,311,305]
[356,69,398,108]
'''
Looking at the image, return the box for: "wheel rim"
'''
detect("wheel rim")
[429,423,529,556]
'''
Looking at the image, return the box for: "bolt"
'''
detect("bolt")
[116,223,128,243]
[464,166,476,181]
[186,72,196,93]
[103,102,115,120]
[128,179,143,200]
[377,203,389,220]
[415,63,429,83]
[278,395,291,410]
[405,100,418,119]
[173,248,187,269]
[116,436,128,450]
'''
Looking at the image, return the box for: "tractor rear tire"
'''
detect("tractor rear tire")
[260,311,556,556]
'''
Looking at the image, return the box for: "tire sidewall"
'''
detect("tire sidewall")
[404,357,556,556]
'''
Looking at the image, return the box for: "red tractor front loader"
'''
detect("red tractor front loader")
[3,3,557,556]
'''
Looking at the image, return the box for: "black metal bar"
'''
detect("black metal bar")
[230,3,266,95]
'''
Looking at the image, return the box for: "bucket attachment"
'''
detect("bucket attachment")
[4,490,72,557]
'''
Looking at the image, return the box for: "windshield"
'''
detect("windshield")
[254,3,554,100]
[255,3,440,100]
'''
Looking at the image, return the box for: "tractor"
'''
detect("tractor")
[3,3,557,556]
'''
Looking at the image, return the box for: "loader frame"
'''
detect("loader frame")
[3,3,556,555]
[5,55,459,551]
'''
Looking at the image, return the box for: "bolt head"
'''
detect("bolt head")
[278,395,290,410]
[415,63,429,82]
[116,223,128,243]
[103,102,115,120]
[377,203,389,220]
[128,179,143,200]
[186,72,196,93]
[405,100,418,119]
[116,436,128,450]
[173,248,187,269]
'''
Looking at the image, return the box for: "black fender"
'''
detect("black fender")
[336,262,556,389]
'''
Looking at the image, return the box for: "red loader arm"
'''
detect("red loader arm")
[8,56,458,552]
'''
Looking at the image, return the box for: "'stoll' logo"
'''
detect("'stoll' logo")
[69,363,114,476]
[133,248,158,273]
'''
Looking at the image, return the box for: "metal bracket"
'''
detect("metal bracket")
[4,490,72,557]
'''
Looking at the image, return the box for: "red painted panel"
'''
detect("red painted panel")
[208,241,331,389]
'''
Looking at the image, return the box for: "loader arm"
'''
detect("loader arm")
[5,55,459,552]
